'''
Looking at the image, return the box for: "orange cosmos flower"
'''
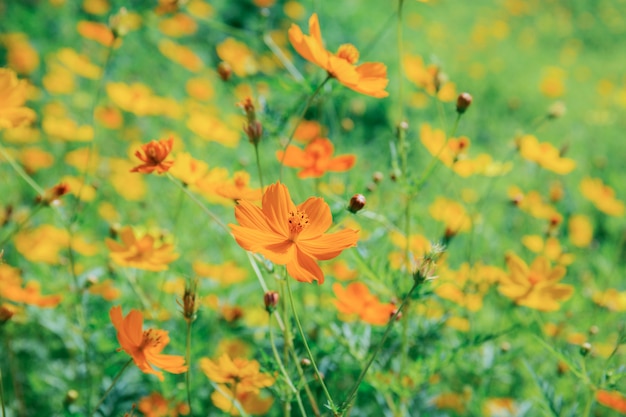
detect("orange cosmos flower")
[131,137,175,174]
[333,282,396,325]
[276,137,356,178]
[288,13,389,98]
[200,355,274,393]
[229,182,359,284]
[109,306,187,381]
[596,390,626,414]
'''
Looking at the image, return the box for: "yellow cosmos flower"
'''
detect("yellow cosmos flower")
[200,354,274,394]
[0,68,36,129]
[288,13,389,98]
[579,177,624,216]
[106,226,179,271]
[499,252,574,312]
[517,134,575,174]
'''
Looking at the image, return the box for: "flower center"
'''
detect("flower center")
[141,329,163,348]
[528,271,542,286]
[288,210,309,237]
[336,44,359,65]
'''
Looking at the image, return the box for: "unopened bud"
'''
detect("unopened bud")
[372,171,384,183]
[500,341,511,352]
[391,308,402,321]
[300,358,311,367]
[264,291,279,313]
[179,279,198,323]
[244,120,263,145]
[348,194,366,213]
[456,93,473,114]
[217,62,232,81]
[37,182,70,205]
[64,389,79,404]
[109,7,130,38]
[588,325,599,336]
[547,101,566,119]
[580,342,592,356]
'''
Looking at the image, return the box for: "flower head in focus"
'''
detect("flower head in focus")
[229,182,359,284]
[288,13,389,98]
[131,137,175,174]
[109,306,187,381]
[276,137,356,178]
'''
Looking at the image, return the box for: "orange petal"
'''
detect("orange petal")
[276,145,311,168]
[297,197,332,238]
[298,228,359,260]
[286,247,324,284]
[327,155,356,172]
[261,182,295,237]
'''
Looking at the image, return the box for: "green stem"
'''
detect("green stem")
[285,278,336,412]
[254,143,265,189]
[0,367,6,417]
[0,144,44,196]
[166,173,228,232]
[279,76,331,181]
[263,32,305,84]
[449,113,461,138]
[269,314,300,417]
[185,320,193,414]
[90,359,132,417]
[339,279,420,414]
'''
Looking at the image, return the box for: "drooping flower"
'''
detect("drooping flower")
[0,68,36,129]
[229,182,359,283]
[498,252,574,312]
[131,137,175,174]
[333,282,396,325]
[276,137,356,178]
[288,13,389,98]
[109,306,187,381]
[105,226,179,271]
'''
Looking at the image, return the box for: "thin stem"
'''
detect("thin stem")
[270,315,295,417]
[0,367,6,417]
[0,144,45,196]
[185,320,193,414]
[449,113,461,138]
[124,270,151,310]
[289,345,322,417]
[263,32,305,84]
[254,143,265,189]
[247,253,285,331]
[279,76,331,181]
[90,359,132,417]
[339,279,420,414]
[285,278,336,412]
[166,173,228,232]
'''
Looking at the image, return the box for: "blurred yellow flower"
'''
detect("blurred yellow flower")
[158,39,203,72]
[521,235,575,265]
[592,289,626,312]
[0,68,36,129]
[579,177,624,216]
[106,226,179,271]
[404,54,456,101]
[82,0,110,15]
[216,38,258,77]
[540,66,566,98]
[77,21,116,47]
[169,152,209,186]
[87,279,121,301]
[499,252,573,312]
[429,196,472,237]
[94,105,123,129]
[138,392,190,417]
[2,34,39,75]
[211,385,274,416]
[14,225,70,264]
[517,134,575,174]
[193,260,248,286]
[42,115,94,142]
[158,13,198,37]
[185,77,214,101]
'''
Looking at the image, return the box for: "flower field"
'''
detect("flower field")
[1,0,625,416]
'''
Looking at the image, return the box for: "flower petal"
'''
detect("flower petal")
[261,182,295,236]
[298,228,359,260]
[297,197,332,238]
[286,247,325,284]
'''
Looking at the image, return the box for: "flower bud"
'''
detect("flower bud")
[588,325,599,336]
[38,182,70,205]
[217,62,232,81]
[547,101,566,119]
[179,279,198,323]
[456,93,473,114]
[348,194,366,213]
[264,291,279,313]
[109,7,130,38]
[300,358,311,367]
[580,342,592,356]
[372,171,384,183]
[64,389,79,405]
[244,120,263,145]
